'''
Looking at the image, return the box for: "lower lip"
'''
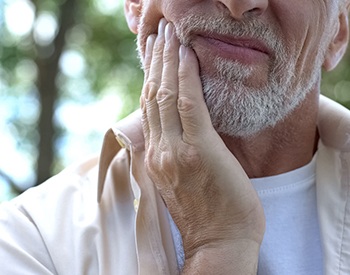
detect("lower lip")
[194,36,269,65]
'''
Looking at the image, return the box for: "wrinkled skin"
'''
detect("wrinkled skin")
[127,0,350,272]
[140,19,265,273]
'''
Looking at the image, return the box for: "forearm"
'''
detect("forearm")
[181,240,260,275]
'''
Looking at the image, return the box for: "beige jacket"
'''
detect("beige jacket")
[0,96,349,274]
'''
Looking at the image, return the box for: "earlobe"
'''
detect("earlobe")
[124,0,142,34]
[323,12,349,71]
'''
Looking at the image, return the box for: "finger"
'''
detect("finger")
[140,94,150,150]
[143,34,156,82]
[177,46,214,143]
[145,18,167,143]
[157,22,182,138]
[141,35,156,149]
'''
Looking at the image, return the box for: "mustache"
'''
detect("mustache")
[174,14,286,56]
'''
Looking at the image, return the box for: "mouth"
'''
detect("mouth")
[193,32,271,65]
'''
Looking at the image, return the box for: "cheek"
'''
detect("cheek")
[140,1,163,34]
[137,0,200,56]
[163,0,208,24]
[277,12,324,70]
[277,1,330,56]
[294,21,330,78]
[137,2,163,59]
[140,0,194,29]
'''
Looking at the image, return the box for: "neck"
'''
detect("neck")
[220,90,320,178]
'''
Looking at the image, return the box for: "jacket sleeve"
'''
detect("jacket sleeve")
[0,201,57,274]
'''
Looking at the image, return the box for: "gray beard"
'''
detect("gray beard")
[199,57,317,138]
[138,14,326,138]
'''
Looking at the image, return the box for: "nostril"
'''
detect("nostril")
[216,1,229,13]
[249,8,261,13]
[244,7,263,17]
[215,0,267,20]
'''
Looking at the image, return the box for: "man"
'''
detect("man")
[0,0,350,274]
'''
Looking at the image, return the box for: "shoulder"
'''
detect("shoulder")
[318,95,350,152]
[0,156,101,273]
[11,155,100,212]
[1,155,101,240]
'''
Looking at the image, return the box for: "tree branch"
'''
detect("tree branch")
[0,169,23,196]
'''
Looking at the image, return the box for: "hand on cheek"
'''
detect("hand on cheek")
[140,18,213,149]
[140,18,265,265]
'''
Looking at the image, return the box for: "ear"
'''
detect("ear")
[323,10,349,71]
[124,0,142,34]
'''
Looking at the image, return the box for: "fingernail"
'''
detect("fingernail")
[179,45,187,60]
[158,18,167,36]
[165,23,173,43]
[146,35,155,54]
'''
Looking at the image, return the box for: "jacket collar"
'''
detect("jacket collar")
[97,109,143,202]
[318,95,350,152]
[97,95,350,201]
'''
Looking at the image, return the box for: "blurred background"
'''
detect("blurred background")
[0,0,349,201]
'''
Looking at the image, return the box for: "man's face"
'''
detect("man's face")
[135,0,340,137]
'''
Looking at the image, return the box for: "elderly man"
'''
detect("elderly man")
[1,0,350,274]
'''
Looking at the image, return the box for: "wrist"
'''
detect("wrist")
[182,239,261,275]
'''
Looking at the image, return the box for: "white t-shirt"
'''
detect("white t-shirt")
[168,156,323,274]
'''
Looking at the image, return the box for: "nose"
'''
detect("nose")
[215,0,268,19]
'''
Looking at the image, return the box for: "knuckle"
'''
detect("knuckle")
[178,145,202,167]
[159,150,175,173]
[156,87,176,103]
[144,79,160,100]
[145,78,160,90]
[145,140,179,179]
[178,96,196,113]
[177,146,208,181]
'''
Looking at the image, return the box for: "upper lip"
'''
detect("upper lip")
[196,32,271,55]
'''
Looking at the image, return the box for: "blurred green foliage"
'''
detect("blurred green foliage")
[0,0,349,200]
[322,49,350,108]
[0,0,144,197]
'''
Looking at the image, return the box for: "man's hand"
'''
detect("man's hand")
[140,18,265,274]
